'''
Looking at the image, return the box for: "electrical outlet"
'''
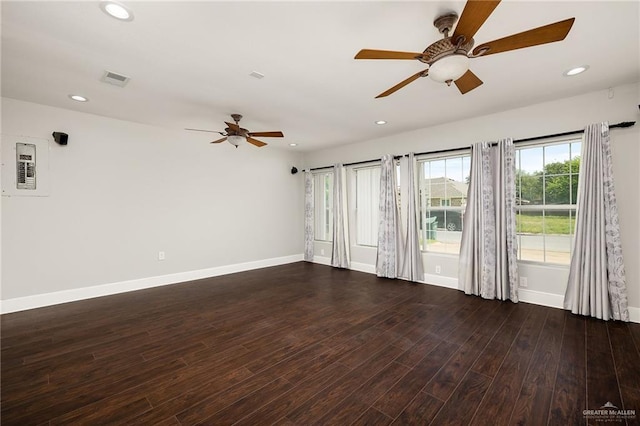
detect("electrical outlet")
[320,249,325,256]
[158,251,165,261]
[520,277,528,288]
[435,265,441,274]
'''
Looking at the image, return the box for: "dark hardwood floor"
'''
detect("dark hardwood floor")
[2,262,639,425]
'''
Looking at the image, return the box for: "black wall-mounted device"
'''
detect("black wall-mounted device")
[52,132,68,145]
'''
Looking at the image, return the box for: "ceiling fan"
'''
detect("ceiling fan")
[185,114,284,148]
[355,0,575,97]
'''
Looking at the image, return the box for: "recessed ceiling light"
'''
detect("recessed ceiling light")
[289,143,298,147]
[375,120,387,125]
[100,1,134,21]
[564,65,589,76]
[69,94,89,102]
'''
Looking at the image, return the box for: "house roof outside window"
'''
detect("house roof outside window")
[423,177,469,199]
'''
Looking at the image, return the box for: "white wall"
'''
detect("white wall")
[1,98,304,308]
[303,83,640,319]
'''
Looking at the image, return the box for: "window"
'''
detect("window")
[418,154,471,254]
[355,166,381,246]
[313,172,333,241]
[516,139,581,264]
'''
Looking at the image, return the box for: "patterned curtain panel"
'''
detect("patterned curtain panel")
[331,164,350,268]
[459,139,519,302]
[303,170,314,262]
[400,153,424,282]
[376,155,401,278]
[564,122,629,321]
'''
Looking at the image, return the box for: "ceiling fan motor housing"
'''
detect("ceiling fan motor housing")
[421,37,474,65]
[225,127,248,136]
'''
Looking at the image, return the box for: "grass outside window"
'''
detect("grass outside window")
[516,212,576,235]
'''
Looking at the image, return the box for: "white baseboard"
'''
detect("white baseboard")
[10,255,631,320]
[0,254,304,314]
[423,274,459,290]
[313,255,331,266]
[311,256,376,274]
[517,288,564,309]
[350,261,376,275]
[424,276,568,309]
[517,289,640,322]
[310,257,381,275]
[311,258,640,324]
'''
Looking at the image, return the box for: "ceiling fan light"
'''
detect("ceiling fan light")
[227,135,244,147]
[428,54,470,83]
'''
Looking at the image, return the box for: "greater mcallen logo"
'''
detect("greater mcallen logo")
[583,402,636,422]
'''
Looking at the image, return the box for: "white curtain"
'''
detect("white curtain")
[459,139,518,302]
[331,164,350,268]
[400,153,424,282]
[564,122,629,321]
[376,155,401,278]
[303,170,314,261]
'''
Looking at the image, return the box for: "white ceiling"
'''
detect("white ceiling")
[2,1,638,151]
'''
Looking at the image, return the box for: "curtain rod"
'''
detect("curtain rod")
[309,121,635,171]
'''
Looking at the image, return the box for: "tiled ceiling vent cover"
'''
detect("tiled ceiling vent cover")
[101,70,130,87]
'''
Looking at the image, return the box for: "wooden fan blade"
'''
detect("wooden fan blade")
[375,69,427,98]
[225,121,241,132]
[472,18,575,57]
[210,137,228,144]
[355,49,425,60]
[454,70,483,94]
[247,131,284,138]
[246,137,267,147]
[185,128,219,133]
[452,0,501,43]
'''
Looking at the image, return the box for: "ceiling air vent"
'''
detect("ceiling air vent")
[101,70,130,87]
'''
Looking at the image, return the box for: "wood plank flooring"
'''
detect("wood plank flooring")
[2,262,639,425]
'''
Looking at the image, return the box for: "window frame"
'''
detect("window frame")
[312,171,334,242]
[354,164,382,247]
[515,137,581,265]
[416,150,471,255]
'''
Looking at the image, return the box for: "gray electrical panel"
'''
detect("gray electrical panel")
[16,143,36,190]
